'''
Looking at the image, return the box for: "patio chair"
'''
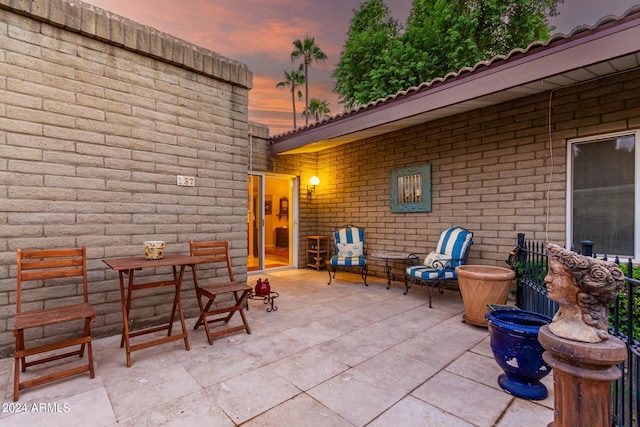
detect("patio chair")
[404,227,473,307]
[189,240,252,345]
[13,247,96,401]
[328,224,368,286]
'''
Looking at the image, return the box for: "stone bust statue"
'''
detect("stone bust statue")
[544,243,625,343]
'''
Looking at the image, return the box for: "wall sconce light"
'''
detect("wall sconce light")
[307,176,320,198]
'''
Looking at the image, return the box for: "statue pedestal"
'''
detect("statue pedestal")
[538,325,626,427]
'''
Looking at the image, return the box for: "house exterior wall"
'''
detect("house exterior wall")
[276,69,640,279]
[0,0,252,356]
[248,122,272,173]
[272,152,319,267]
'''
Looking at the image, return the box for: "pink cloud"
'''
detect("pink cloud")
[82,0,635,137]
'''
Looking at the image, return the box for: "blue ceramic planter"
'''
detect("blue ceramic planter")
[485,308,552,400]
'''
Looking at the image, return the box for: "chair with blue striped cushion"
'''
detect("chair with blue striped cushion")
[327,224,368,286]
[404,227,473,307]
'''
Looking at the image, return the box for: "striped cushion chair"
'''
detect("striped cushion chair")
[327,224,368,286]
[404,227,473,307]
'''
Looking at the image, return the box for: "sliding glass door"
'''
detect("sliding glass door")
[248,173,297,271]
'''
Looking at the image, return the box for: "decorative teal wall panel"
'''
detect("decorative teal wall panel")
[390,164,432,213]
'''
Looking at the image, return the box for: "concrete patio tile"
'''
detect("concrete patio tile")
[266,346,350,391]
[176,344,262,388]
[115,389,234,426]
[0,358,13,401]
[237,332,309,365]
[469,335,494,358]
[242,393,354,427]
[1,387,116,427]
[351,346,440,394]
[439,314,491,339]
[412,370,513,427]
[382,303,455,331]
[495,398,554,427]
[348,298,417,323]
[368,395,474,427]
[325,295,379,313]
[307,369,404,426]
[315,310,373,333]
[2,350,107,406]
[291,302,344,322]
[284,290,349,309]
[403,286,465,309]
[280,320,344,347]
[391,333,475,371]
[1,269,560,426]
[207,368,301,424]
[259,304,341,332]
[445,349,505,390]
[100,350,202,420]
[321,324,403,367]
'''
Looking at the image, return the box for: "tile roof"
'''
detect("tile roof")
[271,5,640,147]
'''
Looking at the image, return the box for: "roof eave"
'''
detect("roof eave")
[270,9,640,156]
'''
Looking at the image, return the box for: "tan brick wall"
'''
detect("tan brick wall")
[248,122,272,173]
[275,69,640,280]
[0,0,252,355]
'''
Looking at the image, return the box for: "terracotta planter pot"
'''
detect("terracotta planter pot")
[455,265,515,327]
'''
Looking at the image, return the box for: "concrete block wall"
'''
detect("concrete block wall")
[248,122,272,173]
[272,152,319,268]
[0,0,252,356]
[275,69,640,281]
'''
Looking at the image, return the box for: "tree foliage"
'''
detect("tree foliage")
[276,65,305,130]
[291,37,327,126]
[333,0,562,108]
[302,98,331,123]
[333,0,404,109]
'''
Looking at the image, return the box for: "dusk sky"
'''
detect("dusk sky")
[82,0,640,135]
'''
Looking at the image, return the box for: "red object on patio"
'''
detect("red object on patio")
[255,278,271,296]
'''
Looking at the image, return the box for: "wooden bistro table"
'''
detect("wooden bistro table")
[103,253,199,367]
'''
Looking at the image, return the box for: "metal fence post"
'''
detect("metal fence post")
[581,240,594,257]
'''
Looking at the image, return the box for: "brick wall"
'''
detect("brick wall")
[274,69,640,280]
[247,122,320,268]
[0,0,252,356]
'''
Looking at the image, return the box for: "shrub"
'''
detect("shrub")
[611,262,640,341]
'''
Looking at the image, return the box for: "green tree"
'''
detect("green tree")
[276,65,305,130]
[403,0,561,82]
[333,0,562,108]
[302,98,331,123]
[291,36,327,126]
[333,0,403,109]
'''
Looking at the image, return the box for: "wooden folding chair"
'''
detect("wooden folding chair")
[13,247,96,401]
[189,241,251,345]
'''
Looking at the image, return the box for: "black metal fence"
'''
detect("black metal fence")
[507,233,639,427]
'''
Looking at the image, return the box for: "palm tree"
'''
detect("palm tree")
[276,65,305,130]
[302,98,331,123]
[291,36,327,126]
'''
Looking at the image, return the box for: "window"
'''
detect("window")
[568,130,639,258]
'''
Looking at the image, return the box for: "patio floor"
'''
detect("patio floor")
[0,269,554,426]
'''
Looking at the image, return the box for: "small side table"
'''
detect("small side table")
[307,235,329,270]
[247,291,279,312]
[371,251,412,289]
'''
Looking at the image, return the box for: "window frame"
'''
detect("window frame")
[566,129,640,260]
